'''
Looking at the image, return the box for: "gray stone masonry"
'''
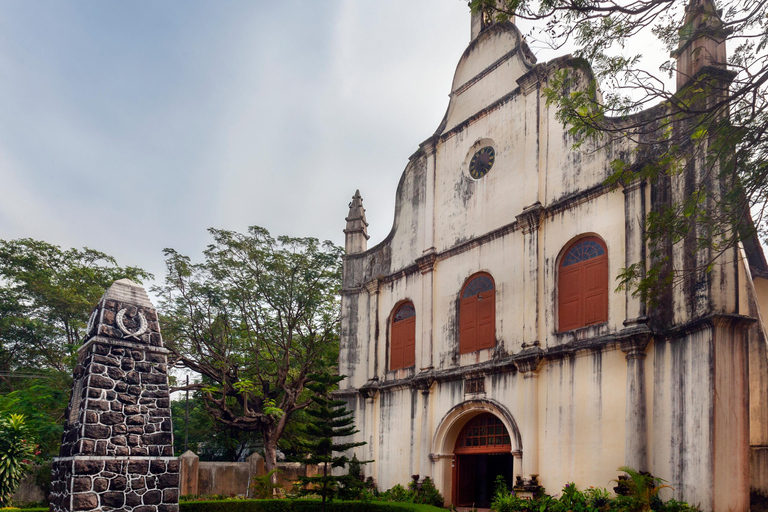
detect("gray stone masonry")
[50,279,179,512]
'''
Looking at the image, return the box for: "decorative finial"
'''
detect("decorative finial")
[344,190,369,254]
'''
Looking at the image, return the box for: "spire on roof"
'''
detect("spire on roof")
[470,1,514,40]
[344,190,369,254]
[671,0,732,89]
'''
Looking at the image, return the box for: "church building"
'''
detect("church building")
[338,2,768,511]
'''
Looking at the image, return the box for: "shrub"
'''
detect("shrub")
[409,476,444,507]
[487,477,700,512]
[0,414,36,507]
[251,470,281,499]
[380,484,412,503]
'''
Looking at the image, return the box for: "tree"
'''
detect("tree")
[0,238,151,377]
[294,373,365,512]
[471,0,768,301]
[156,226,343,476]
[0,239,151,455]
[170,389,262,460]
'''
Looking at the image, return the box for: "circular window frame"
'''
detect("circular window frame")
[463,139,496,181]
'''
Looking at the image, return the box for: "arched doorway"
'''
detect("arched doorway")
[453,413,513,508]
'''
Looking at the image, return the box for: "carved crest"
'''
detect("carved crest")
[115,308,149,340]
[86,308,98,337]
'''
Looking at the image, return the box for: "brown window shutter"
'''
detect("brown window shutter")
[558,265,583,331]
[583,256,608,325]
[391,322,403,370]
[460,296,478,354]
[391,303,416,370]
[558,238,608,331]
[477,291,495,350]
[402,316,416,368]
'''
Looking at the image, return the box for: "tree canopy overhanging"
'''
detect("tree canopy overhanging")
[471,0,768,300]
[155,226,343,473]
[0,238,151,457]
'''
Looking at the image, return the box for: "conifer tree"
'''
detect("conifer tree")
[295,373,366,512]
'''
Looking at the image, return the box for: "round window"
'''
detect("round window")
[469,146,495,179]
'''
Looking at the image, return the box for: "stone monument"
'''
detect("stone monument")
[50,279,179,512]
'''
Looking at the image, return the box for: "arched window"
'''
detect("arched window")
[558,236,608,331]
[390,302,416,371]
[454,413,511,454]
[459,273,495,354]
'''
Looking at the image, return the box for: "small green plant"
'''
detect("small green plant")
[381,484,412,503]
[409,476,444,507]
[491,475,523,512]
[613,466,671,512]
[0,414,36,507]
[584,487,611,511]
[338,454,369,501]
[250,469,281,499]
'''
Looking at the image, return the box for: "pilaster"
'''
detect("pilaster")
[516,202,544,346]
[516,349,543,478]
[622,179,648,327]
[620,336,651,472]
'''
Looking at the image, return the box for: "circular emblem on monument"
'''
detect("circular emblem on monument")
[469,146,495,179]
[116,308,149,340]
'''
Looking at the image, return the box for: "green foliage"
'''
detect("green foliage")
[171,391,262,460]
[378,477,443,507]
[251,470,282,500]
[293,373,366,510]
[0,238,150,458]
[337,455,371,501]
[380,485,411,503]
[178,499,445,512]
[487,473,699,512]
[156,227,342,472]
[613,466,672,512]
[0,238,151,373]
[408,477,444,507]
[0,414,36,507]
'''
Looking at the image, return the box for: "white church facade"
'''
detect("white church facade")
[338,3,768,511]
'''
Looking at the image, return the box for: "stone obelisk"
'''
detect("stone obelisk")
[50,279,179,512]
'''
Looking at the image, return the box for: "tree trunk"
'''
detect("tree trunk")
[262,434,279,486]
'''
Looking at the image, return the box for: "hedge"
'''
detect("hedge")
[179,499,446,512]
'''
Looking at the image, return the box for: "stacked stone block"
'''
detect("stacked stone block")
[50,279,179,512]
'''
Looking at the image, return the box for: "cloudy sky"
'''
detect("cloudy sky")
[0,1,670,286]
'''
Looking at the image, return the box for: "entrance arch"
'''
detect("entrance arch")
[430,400,522,507]
[454,414,514,507]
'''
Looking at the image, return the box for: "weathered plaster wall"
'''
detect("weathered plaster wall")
[339,13,760,512]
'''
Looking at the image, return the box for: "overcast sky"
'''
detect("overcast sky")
[0,1,671,287]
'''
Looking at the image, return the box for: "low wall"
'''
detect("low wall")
[11,452,317,504]
[179,450,318,497]
[11,469,47,505]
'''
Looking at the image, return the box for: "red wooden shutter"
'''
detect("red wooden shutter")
[477,290,495,350]
[391,303,416,370]
[402,316,416,368]
[558,265,582,331]
[558,237,608,331]
[391,321,404,370]
[459,296,477,354]
[583,256,608,325]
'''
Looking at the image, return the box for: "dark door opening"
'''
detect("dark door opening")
[453,413,514,508]
[455,453,513,508]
